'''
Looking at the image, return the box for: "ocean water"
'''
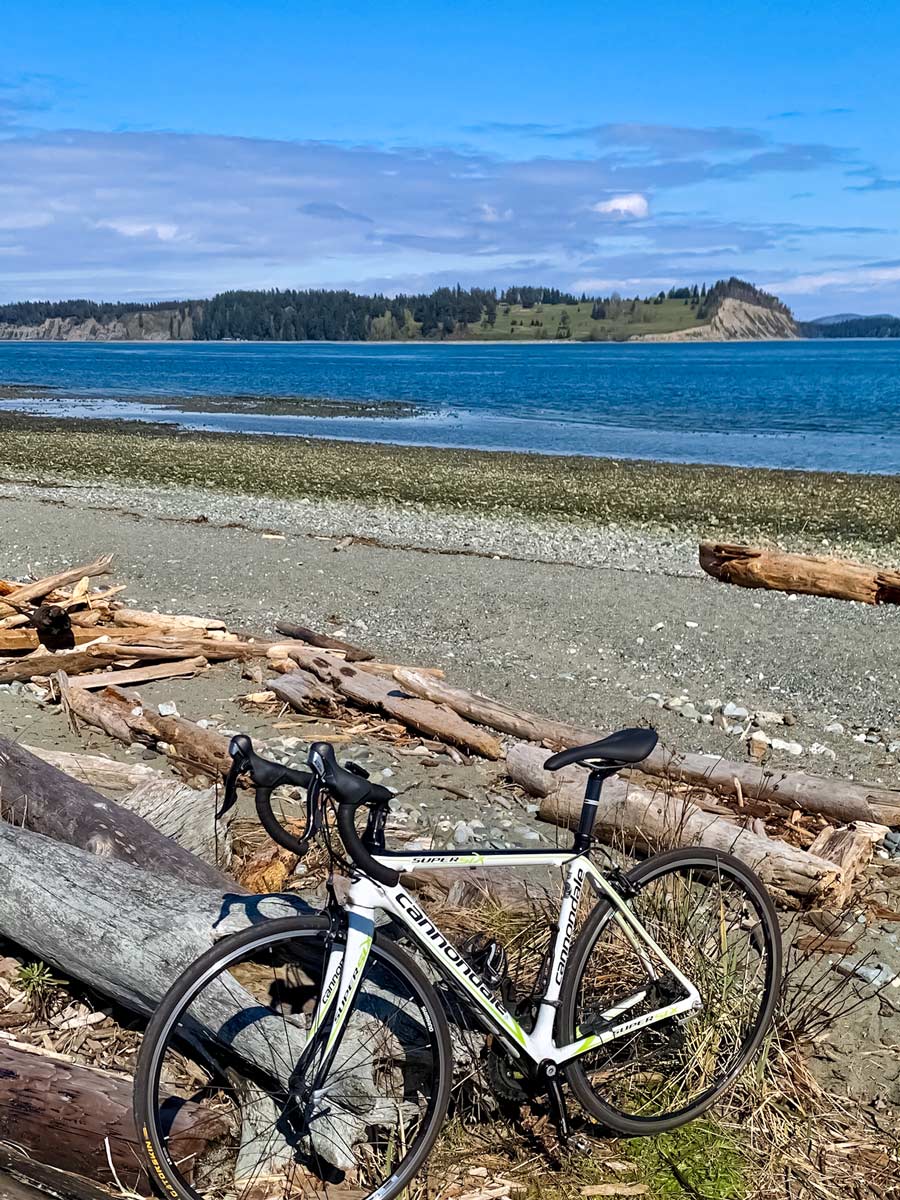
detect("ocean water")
[1,339,899,473]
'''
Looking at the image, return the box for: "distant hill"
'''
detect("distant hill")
[808,312,896,325]
[800,314,900,338]
[0,278,798,343]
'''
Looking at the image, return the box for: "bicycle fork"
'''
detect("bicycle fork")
[289,905,376,1103]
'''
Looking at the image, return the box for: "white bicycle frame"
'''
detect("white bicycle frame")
[307,850,702,1069]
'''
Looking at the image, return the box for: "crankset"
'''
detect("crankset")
[487,1045,530,1103]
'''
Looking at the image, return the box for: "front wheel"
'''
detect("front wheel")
[135,915,453,1200]
[559,847,782,1136]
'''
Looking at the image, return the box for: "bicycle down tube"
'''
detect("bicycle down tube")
[304,851,702,1074]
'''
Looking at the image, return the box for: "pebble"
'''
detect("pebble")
[453,821,473,846]
[824,721,845,735]
[157,701,179,717]
[723,702,749,720]
[809,742,836,760]
[770,737,803,756]
[836,960,899,989]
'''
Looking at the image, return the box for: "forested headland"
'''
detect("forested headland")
[0,278,798,342]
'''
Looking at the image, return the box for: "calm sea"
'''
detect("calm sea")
[1,339,899,473]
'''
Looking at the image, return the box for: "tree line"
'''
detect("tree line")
[0,278,794,340]
[800,315,900,338]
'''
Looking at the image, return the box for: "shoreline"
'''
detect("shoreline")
[1,410,899,552]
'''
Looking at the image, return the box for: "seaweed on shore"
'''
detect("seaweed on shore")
[1,410,898,549]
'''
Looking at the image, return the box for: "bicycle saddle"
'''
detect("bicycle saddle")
[543,727,658,771]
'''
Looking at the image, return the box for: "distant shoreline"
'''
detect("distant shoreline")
[0,334,808,346]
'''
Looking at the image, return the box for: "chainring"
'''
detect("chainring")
[487,1046,530,1104]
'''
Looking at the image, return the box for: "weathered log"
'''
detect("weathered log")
[118,776,233,870]
[0,626,117,654]
[807,822,888,906]
[111,607,225,632]
[21,745,160,792]
[0,825,426,1173]
[393,669,900,826]
[268,668,339,713]
[0,1036,228,1195]
[638,746,900,827]
[1,641,209,685]
[0,555,114,610]
[394,668,593,745]
[699,541,900,606]
[0,1152,115,1200]
[275,620,373,661]
[508,742,843,900]
[360,662,446,678]
[58,677,234,781]
[0,736,233,889]
[64,655,209,690]
[289,647,503,758]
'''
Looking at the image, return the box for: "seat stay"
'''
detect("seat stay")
[340,856,701,1069]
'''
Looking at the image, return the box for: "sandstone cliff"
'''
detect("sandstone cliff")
[0,309,196,342]
[631,297,799,342]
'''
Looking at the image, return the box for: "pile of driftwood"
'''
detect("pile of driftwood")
[2,554,898,905]
[1,554,899,1196]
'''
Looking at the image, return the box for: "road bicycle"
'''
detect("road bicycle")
[136,727,782,1200]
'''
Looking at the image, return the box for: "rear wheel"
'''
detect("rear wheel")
[559,848,782,1135]
[135,915,452,1200]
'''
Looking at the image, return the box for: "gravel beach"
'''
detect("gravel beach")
[2,456,898,791]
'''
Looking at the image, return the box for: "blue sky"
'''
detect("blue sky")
[2,1,899,316]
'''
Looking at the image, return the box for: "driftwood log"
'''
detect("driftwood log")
[64,655,209,690]
[394,668,593,745]
[0,555,114,614]
[268,668,340,713]
[0,1037,228,1195]
[637,745,900,827]
[0,823,441,1173]
[118,776,233,870]
[286,646,504,758]
[393,670,900,826]
[699,541,900,606]
[21,745,160,792]
[0,736,232,889]
[275,619,373,662]
[1,641,212,685]
[111,608,225,633]
[58,676,234,781]
[508,742,844,900]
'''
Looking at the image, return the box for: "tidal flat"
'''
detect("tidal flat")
[2,410,899,550]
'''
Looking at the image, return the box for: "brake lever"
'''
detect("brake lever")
[216,758,243,820]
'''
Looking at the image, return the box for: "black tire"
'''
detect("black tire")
[559,848,782,1136]
[135,915,453,1200]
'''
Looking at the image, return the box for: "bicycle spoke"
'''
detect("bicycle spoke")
[141,924,447,1200]
[567,853,779,1125]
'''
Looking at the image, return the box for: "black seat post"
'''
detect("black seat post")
[573,764,621,853]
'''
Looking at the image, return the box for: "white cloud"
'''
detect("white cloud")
[97,219,181,241]
[766,263,900,294]
[0,124,883,301]
[592,193,650,220]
